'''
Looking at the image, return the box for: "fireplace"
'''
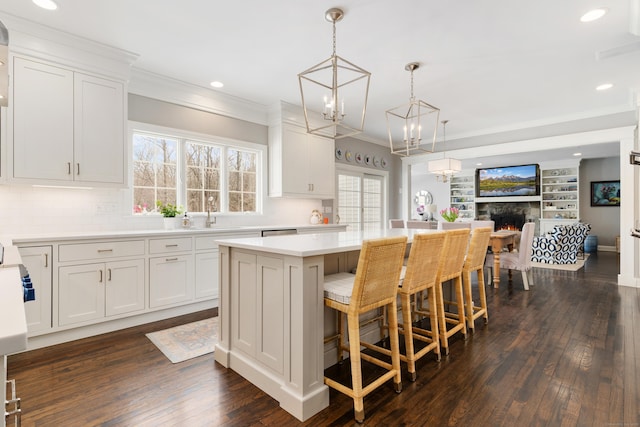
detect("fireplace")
[476,201,540,231]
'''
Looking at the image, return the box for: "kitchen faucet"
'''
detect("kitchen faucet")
[206,196,216,228]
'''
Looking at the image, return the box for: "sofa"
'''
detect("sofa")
[531,222,591,264]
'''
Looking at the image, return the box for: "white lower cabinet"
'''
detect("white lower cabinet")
[18,246,53,335]
[149,255,194,308]
[58,259,144,326]
[195,251,218,299]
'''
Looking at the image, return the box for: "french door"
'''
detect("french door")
[336,169,385,231]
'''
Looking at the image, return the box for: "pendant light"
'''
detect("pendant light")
[298,8,371,139]
[428,120,461,182]
[386,62,440,156]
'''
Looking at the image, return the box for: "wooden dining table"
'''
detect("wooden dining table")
[489,230,519,288]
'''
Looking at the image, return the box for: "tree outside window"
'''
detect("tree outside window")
[132,130,260,215]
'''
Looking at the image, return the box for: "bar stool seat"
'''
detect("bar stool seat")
[323,236,407,423]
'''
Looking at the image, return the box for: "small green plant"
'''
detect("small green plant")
[156,200,184,217]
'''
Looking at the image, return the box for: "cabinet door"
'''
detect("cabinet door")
[73,73,125,184]
[149,255,194,308]
[19,246,53,335]
[306,133,335,198]
[59,263,105,326]
[195,250,218,300]
[281,125,311,195]
[105,259,145,316]
[12,57,74,181]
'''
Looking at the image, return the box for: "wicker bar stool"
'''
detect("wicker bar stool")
[323,236,407,423]
[396,231,447,381]
[434,228,470,354]
[462,227,492,332]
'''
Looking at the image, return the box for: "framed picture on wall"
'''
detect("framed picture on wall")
[591,180,620,206]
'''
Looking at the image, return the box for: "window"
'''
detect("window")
[132,126,262,215]
[336,168,386,231]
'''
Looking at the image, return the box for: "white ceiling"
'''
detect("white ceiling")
[0,0,638,162]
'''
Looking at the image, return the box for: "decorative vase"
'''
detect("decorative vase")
[163,217,178,230]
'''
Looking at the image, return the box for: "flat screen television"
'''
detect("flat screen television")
[475,164,540,197]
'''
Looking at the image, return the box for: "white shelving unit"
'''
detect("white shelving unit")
[541,166,579,220]
[449,174,475,219]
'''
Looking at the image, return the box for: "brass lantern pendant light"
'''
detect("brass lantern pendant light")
[386,62,440,156]
[298,8,371,139]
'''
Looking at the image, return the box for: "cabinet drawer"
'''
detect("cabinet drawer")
[59,240,145,262]
[149,237,192,254]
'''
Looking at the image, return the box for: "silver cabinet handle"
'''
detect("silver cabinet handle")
[107,268,112,281]
[165,244,179,248]
[99,269,103,283]
[165,257,178,262]
[43,253,48,268]
[67,162,71,175]
[76,163,80,175]
[98,249,114,253]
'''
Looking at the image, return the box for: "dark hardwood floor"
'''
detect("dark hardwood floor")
[8,252,638,426]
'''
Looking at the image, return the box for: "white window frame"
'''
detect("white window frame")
[128,121,266,216]
[336,164,389,230]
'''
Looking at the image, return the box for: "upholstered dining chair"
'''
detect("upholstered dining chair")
[394,231,447,381]
[389,219,405,229]
[470,220,495,231]
[406,220,437,229]
[438,221,471,230]
[461,227,493,332]
[433,228,470,354]
[485,222,535,290]
[323,236,407,423]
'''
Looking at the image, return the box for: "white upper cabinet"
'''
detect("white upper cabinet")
[11,56,125,185]
[73,73,125,184]
[269,123,335,199]
[12,58,74,181]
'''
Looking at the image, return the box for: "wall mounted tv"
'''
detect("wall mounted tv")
[475,164,540,197]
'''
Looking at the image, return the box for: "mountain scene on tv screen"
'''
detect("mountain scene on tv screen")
[479,166,537,197]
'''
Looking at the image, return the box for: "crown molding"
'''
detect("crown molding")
[129,67,268,126]
[0,11,137,81]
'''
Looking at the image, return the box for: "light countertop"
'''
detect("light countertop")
[215,228,436,257]
[6,224,346,244]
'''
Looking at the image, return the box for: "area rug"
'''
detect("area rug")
[531,254,589,272]
[146,317,218,363]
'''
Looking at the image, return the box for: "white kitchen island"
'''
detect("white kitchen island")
[214,228,429,421]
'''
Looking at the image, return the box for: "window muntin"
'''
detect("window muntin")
[132,129,261,215]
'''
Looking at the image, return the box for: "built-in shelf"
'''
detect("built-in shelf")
[541,166,579,220]
[449,174,475,219]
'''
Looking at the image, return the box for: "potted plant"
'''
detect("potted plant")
[156,201,184,229]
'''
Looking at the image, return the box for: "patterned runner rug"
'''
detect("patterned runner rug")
[146,317,218,363]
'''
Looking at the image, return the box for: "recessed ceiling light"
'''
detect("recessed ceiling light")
[33,0,58,10]
[580,8,608,22]
[596,83,613,91]
[476,163,482,166]
[210,81,224,88]
[573,152,582,157]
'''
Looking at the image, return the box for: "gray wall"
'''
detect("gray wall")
[580,157,620,247]
[128,94,267,145]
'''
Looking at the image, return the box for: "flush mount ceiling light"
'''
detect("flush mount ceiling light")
[386,62,440,157]
[298,8,371,139]
[596,83,613,91]
[580,8,608,22]
[210,81,224,88]
[32,0,58,10]
[428,120,461,183]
